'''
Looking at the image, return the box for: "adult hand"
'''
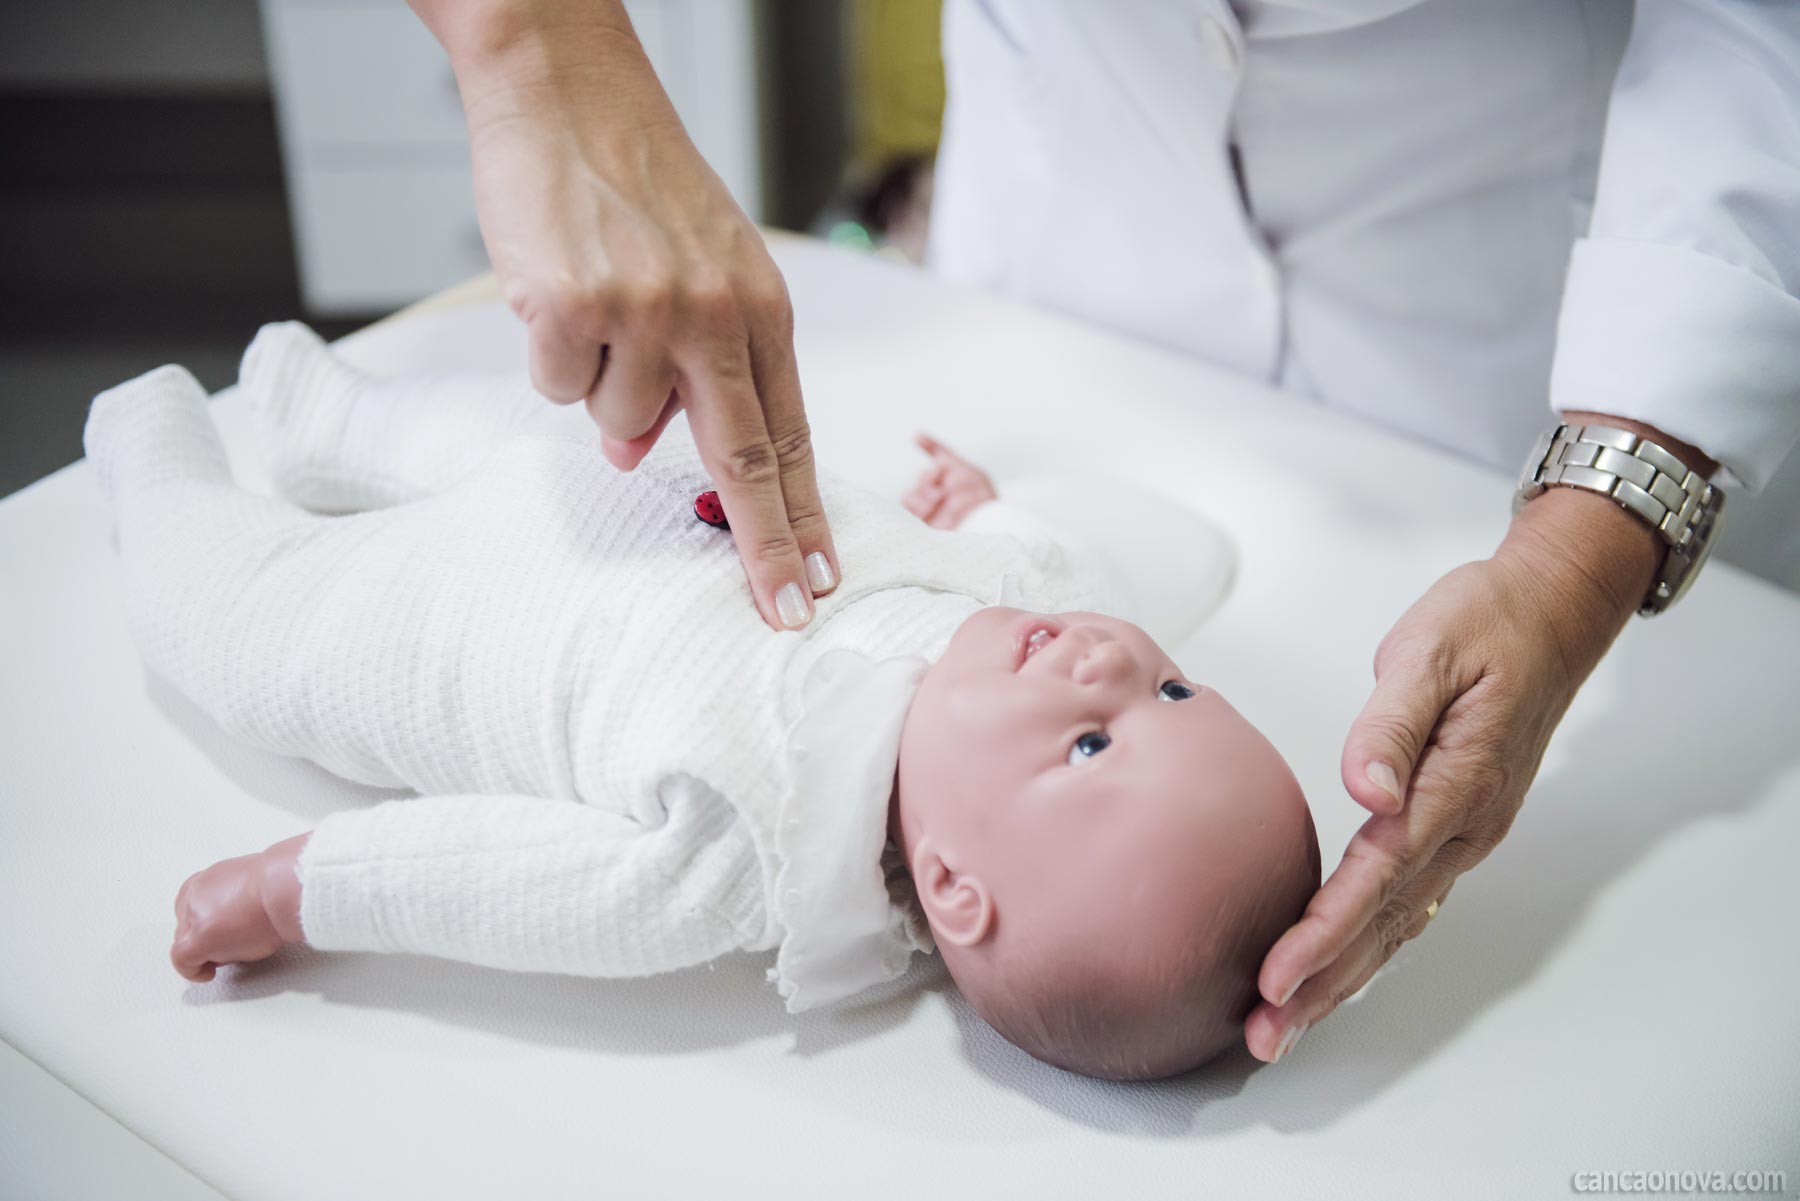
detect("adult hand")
[414,0,837,630]
[1245,414,1712,1062]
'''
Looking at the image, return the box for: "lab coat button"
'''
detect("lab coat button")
[1200,18,1240,73]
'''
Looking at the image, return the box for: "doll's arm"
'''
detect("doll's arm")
[170,784,766,982]
[899,434,1106,555]
[901,432,1235,646]
[962,478,1236,645]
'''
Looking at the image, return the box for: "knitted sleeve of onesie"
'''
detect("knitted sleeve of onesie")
[954,488,1237,647]
[295,777,771,977]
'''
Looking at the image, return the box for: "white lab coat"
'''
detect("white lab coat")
[931,0,1800,587]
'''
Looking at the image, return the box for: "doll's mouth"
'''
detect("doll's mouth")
[1012,617,1065,672]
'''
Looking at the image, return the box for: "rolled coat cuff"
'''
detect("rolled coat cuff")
[1549,237,1800,493]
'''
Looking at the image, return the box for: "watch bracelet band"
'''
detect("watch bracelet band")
[1515,423,1725,616]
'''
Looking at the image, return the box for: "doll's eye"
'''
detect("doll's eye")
[1067,730,1112,766]
[1158,680,1196,701]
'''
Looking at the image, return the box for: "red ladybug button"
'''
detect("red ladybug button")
[694,490,729,529]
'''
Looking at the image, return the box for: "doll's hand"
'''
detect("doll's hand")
[171,834,309,982]
[903,433,998,530]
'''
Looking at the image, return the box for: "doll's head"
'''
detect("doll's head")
[895,609,1320,1080]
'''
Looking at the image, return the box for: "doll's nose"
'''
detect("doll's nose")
[1071,635,1134,688]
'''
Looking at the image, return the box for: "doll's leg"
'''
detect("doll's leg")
[238,321,573,512]
[84,364,412,783]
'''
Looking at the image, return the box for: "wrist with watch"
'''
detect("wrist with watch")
[1514,422,1726,617]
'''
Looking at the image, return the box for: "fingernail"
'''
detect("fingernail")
[1273,1022,1309,1063]
[1276,975,1305,1008]
[1366,759,1403,809]
[804,551,836,593]
[776,581,812,629]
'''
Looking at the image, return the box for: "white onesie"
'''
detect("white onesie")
[83,324,1120,1010]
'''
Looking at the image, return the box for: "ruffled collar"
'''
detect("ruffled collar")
[766,572,1058,1012]
[768,646,937,1012]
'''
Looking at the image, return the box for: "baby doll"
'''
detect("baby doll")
[87,322,1319,1081]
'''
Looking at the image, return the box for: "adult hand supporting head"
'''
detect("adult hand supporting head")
[412,0,838,630]
[1243,413,1717,1064]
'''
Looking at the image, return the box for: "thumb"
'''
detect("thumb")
[597,391,684,471]
[1340,648,1459,816]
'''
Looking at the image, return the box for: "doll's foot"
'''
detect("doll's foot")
[239,321,382,511]
[83,364,229,502]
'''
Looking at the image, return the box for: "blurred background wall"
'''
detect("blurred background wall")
[0,0,944,497]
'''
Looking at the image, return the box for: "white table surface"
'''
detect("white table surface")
[3,238,1797,1200]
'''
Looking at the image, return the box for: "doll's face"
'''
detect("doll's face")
[895,608,1317,1025]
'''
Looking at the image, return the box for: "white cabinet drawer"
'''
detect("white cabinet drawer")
[264,4,468,149]
[290,168,490,314]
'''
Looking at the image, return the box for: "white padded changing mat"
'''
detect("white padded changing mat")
[3,239,1797,1199]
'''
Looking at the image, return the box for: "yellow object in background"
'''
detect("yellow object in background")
[850,0,945,172]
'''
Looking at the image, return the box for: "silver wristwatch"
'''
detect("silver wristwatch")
[1514,423,1726,617]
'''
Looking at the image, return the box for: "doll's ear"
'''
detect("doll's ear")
[910,838,994,948]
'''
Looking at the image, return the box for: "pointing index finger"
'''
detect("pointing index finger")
[681,345,813,630]
[748,314,838,599]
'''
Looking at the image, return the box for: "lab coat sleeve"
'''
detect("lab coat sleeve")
[295,780,770,978]
[1548,1,1800,492]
